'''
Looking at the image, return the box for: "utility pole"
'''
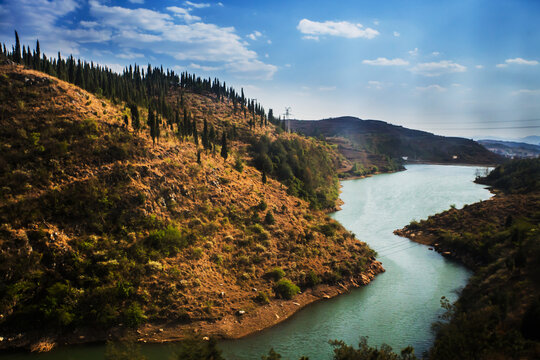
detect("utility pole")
[284,107,292,133]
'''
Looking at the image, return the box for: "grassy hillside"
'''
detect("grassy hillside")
[0,64,382,351]
[396,158,540,359]
[289,117,502,175]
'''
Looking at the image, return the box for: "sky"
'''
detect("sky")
[1,0,540,139]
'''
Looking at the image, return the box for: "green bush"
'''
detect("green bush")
[265,267,285,281]
[144,225,188,257]
[273,278,300,300]
[254,291,270,304]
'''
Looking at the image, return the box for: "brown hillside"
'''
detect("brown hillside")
[0,64,383,351]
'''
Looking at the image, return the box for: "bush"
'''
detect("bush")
[265,267,285,281]
[274,278,300,300]
[264,211,275,225]
[254,291,270,304]
[144,225,188,257]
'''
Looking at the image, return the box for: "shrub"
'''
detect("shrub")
[274,278,300,300]
[265,267,285,281]
[144,225,188,257]
[254,291,270,304]
[305,270,321,288]
[122,303,146,328]
[264,211,275,225]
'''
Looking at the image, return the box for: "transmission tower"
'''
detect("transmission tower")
[283,107,292,133]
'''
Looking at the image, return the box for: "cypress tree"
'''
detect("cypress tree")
[35,40,40,70]
[262,171,267,184]
[192,118,198,145]
[130,103,140,131]
[202,118,209,150]
[14,30,21,63]
[220,133,228,160]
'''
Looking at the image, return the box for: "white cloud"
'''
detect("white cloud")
[393,31,400,37]
[367,80,383,90]
[225,59,277,80]
[409,60,466,77]
[189,63,221,71]
[475,65,484,69]
[432,51,440,56]
[185,1,210,9]
[302,35,319,41]
[496,63,508,68]
[217,2,224,6]
[318,86,336,91]
[80,21,99,28]
[167,6,201,22]
[267,39,272,44]
[505,57,538,66]
[297,19,379,39]
[0,0,276,80]
[129,0,145,4]
[512,89,540,95]
[373,20,379,25]
[362,57,409,66]
[117,51,145,59]
[247,30,262,40]
[416,84,446,92]
[408,48,418,56]
[265,53,269,58]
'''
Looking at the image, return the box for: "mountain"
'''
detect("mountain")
[474,135,540,146]
[478,139,540,158]
[289,117,502,177]
[0,61,383,351]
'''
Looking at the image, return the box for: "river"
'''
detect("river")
[3,165,492,360]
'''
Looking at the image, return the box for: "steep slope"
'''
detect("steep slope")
[0,64,383,351]
[289,117,502,174]
[395,158,540,359]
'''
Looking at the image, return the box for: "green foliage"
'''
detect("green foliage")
[265,267,286,281]
[476,158,540,194]
[144,225,189,257]
[330,337,417,360]
[273,278,300,300]
[122,303,147,328]
[264,210,275,225]
[255,291,270,305]
[175,336,225,360]
[250,135,339,209]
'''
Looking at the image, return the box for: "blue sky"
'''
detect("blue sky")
[1,0,540,139]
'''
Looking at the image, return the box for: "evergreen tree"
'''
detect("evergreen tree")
[220,133,228,160]
[262,171,267,184]
[123,114,129,128]
[202,118,209,150]
[129,104,140,131]
[13,30,21,63]
[148,108,156,145]
[35,40,40,70]
[192,118,198,145]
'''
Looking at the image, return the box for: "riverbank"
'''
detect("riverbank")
[0,261,384,353]
[393,159,540,359]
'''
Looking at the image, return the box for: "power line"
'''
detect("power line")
[403,118,540,126]
[427,125,540,131]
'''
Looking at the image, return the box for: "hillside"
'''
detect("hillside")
[395,158,540,359]
[0,63,383,352]
[478,139,540,159]
[289,117,502,176]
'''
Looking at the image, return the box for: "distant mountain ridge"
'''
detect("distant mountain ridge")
[289,116,502,170]
[478,139,540,158]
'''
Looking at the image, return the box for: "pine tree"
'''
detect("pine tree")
[13,30,21,63]
[262,171,267,184]
[220,133,228,160]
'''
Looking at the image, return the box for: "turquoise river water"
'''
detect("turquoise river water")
[3,164,492,360]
